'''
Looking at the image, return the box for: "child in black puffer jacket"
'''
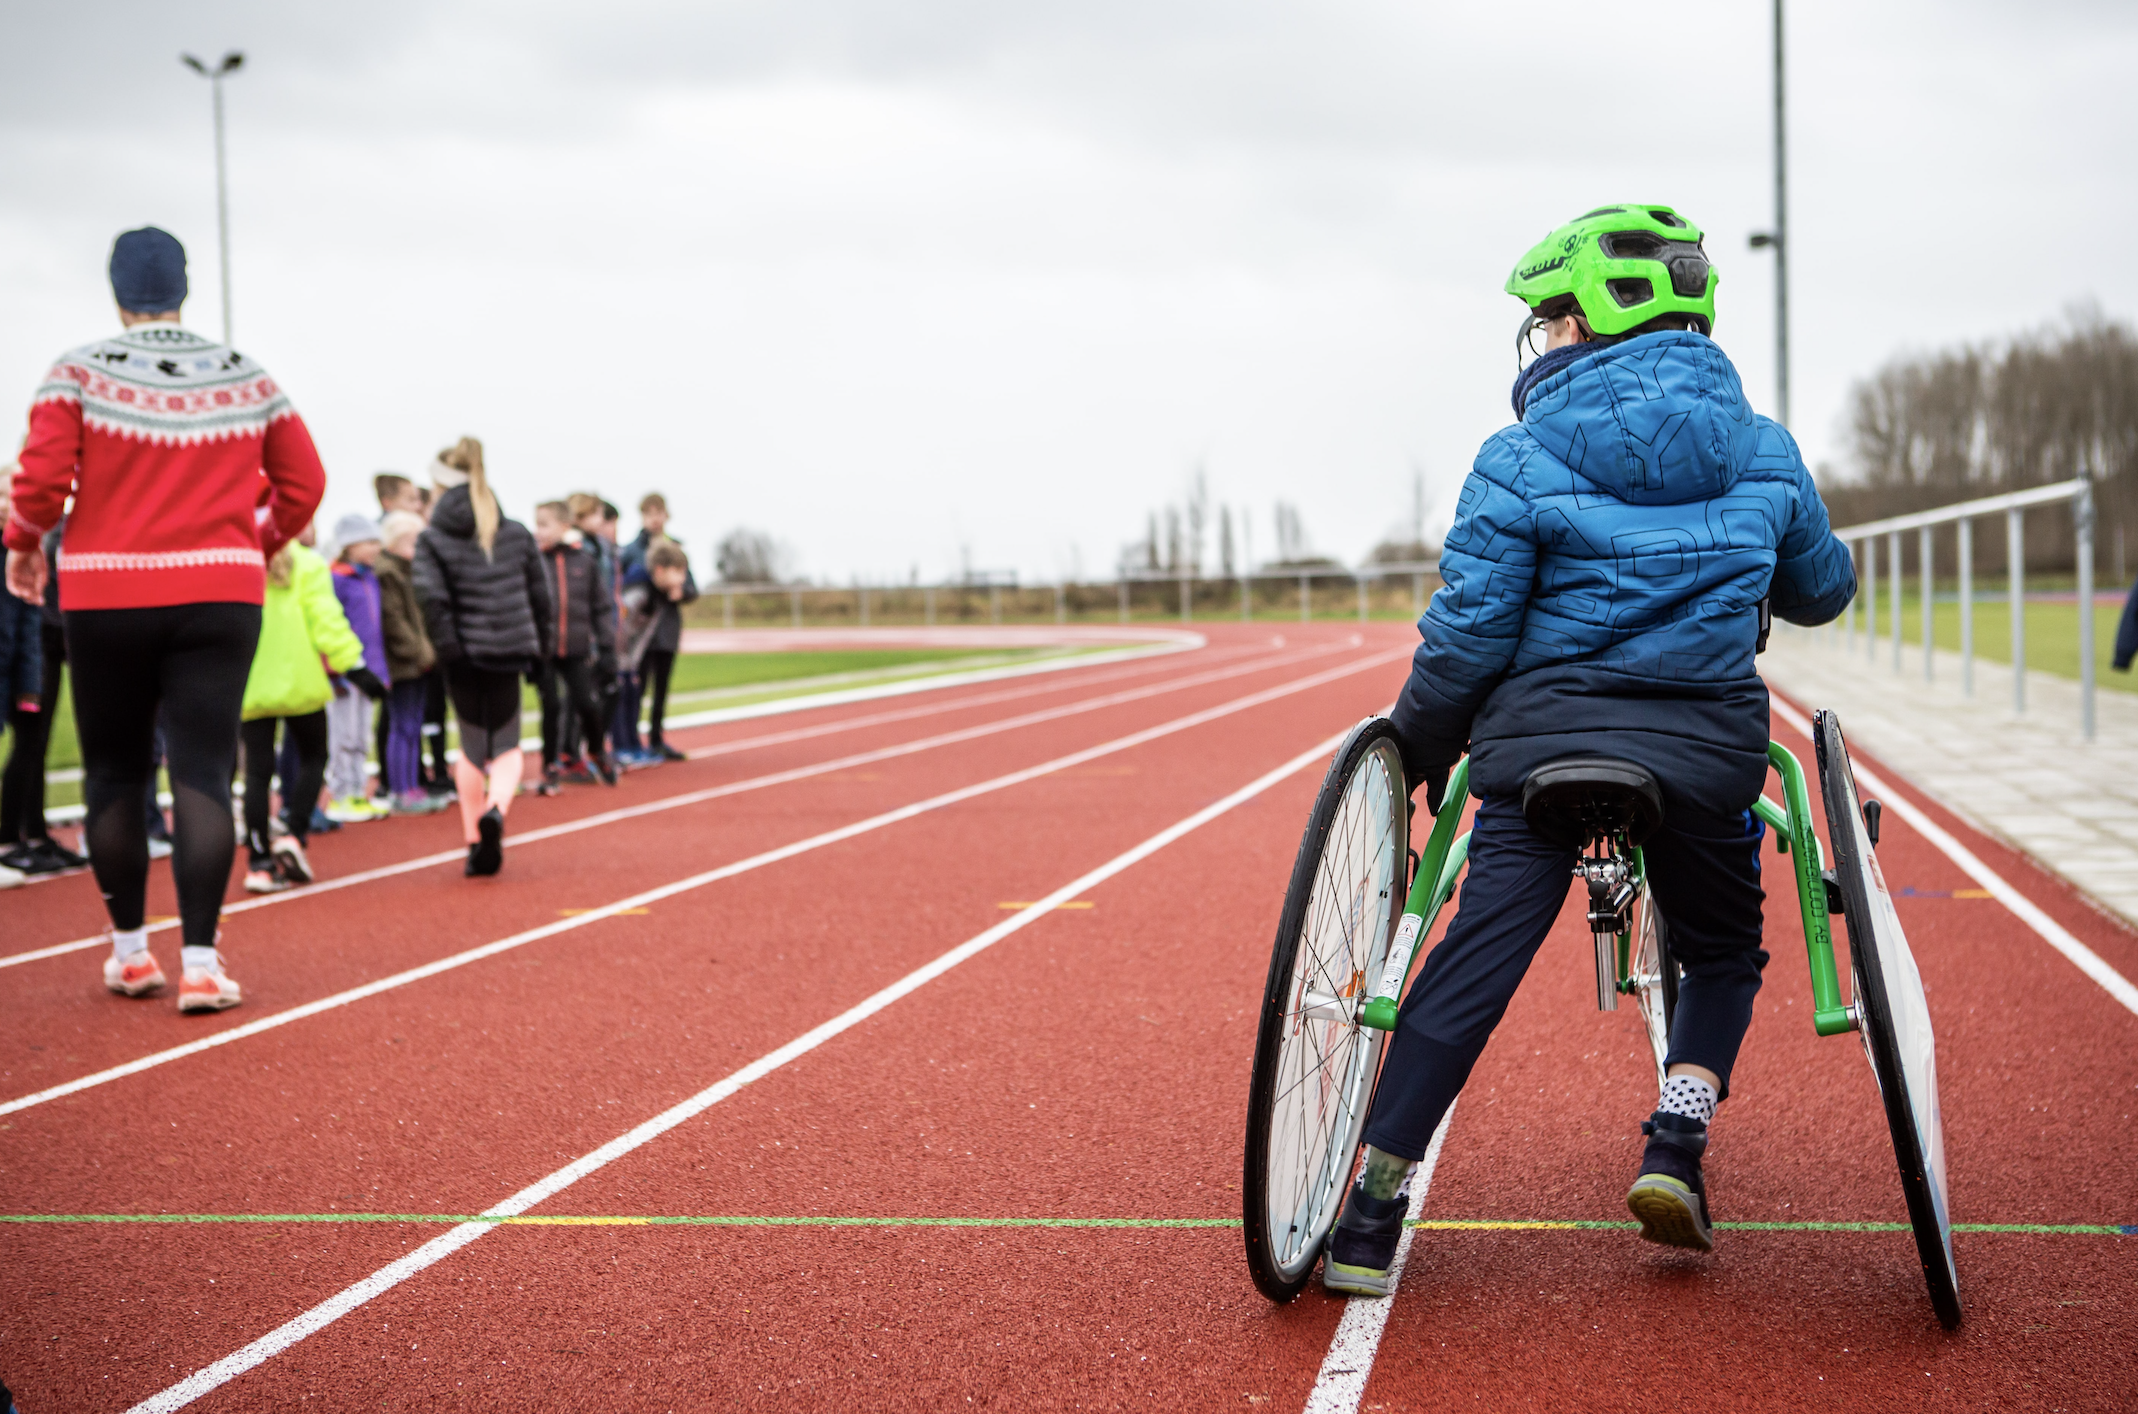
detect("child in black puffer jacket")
[412,437,553,877]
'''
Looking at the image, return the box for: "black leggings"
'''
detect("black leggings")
[643,649,677,745]
[0,622,62,843]
[242,712,327,862]
[65,603,260,951]
[537,657,607,768]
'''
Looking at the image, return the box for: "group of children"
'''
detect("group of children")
[0,457,699,893]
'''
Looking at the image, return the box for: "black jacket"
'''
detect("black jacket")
[540,541,617,666]
[413,486,553,674]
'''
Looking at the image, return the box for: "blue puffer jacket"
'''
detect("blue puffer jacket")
[1391,330,1855,815]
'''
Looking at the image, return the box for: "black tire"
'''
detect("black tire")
[1242,717,1409,1301]
[1814,710,1963,1330]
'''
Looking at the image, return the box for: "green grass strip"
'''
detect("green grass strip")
[2,1213,2130,1236]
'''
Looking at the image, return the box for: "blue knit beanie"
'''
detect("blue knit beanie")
[109,227,188,314]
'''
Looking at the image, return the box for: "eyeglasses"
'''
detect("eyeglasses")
[1515,310,1586,372]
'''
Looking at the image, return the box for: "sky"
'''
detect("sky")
[2,0,2133,583]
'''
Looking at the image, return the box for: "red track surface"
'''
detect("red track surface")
[2,623,2132,1412]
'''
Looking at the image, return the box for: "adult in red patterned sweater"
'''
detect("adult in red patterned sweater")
[2,227,325,1012]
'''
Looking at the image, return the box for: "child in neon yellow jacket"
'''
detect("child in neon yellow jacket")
[239,538,384,892]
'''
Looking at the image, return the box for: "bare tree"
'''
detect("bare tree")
[714,527,789,584]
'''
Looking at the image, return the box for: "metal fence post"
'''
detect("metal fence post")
[1920,524,1933,681]
[1958,518,1972,696]
[1864,534,1881,663]
[2078,466,2096,740]
[1846,538,1859,654]
[2009,506,2025,714]
[1888,529,1902,672]
[1356,574,1368,623]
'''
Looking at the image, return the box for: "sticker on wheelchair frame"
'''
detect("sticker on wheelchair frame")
[1814,709,1963,1329]
[1375,913,1424,1000]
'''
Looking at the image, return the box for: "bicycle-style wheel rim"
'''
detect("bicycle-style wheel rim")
[1244,725,1406,1295]
[1629,896,1675,1090]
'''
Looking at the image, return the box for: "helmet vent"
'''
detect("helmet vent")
[1607,278,1655,308]
[1601,232,1666,260]
[1579,206,1627,220]
[1650,210,1687,228]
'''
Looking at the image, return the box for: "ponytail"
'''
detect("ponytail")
[440,436,499,559]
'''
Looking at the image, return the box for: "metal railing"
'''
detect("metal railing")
[1826,475,2097,738]
[700,560,1442,630]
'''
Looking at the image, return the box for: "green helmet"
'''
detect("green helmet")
[1504,204,1718,337]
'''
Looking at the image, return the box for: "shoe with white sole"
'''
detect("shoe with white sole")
[244,858,294,894]
[104,947,167,996]
[178,953,243,1012]
[1626,1114,1714,1253]
[0,861,24,890]
[271,832,314,885]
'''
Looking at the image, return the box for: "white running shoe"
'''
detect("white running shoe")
[178,953,243,1012]
[104,946,168,996]
[0,861,24,890]
[271,832,314,884]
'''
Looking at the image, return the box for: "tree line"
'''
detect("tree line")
[1820,309,2138,576]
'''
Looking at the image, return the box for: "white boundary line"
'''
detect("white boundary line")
[1301,1104,1456,1414]
[3,649,1406,1117]
[4,640,1350,972]
[1768,697,2138,1020]
[30,637,1207,822]
[122,730,1349,1414]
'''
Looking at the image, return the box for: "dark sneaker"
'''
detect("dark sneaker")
[30,837,89,872]
[1322,1185,1408,1297]
[593,750,619,786]
[468,806,505,876]
[1626,1113,1713,1252]
[536,767,563,798]
[654,741,686,763]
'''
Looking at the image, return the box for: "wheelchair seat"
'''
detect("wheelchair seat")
[1520,755,1666,849]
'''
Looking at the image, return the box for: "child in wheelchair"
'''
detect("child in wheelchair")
[1324,204,1856,1296]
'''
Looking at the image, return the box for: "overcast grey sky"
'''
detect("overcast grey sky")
[2,1,2132,580]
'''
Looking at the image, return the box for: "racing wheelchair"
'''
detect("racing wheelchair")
[1240,710,1960,1328]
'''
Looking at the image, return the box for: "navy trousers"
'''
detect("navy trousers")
[1360,793,1770,1162]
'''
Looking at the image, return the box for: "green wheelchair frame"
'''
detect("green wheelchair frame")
[1359,743,1851,1039]
[1242,714,1960,1328]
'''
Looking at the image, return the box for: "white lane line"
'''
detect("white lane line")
[1768,697,2138,1020]
[4,649,1406,1117]
[122,730,1350,1414]
[1303,1103,1457,1414]
[3,639,1350,972]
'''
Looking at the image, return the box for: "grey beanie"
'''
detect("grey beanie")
[109,227,189,314]
[332,513,382,547]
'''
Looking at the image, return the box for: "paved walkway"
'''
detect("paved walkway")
[1760,624,2138,930]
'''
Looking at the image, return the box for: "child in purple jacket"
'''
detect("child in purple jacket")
[327,515,392,821]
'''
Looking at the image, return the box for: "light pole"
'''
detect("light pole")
[1747,0,1789,426]
[180,50,244,345]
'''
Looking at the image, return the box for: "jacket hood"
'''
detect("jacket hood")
[429,484,476,539]
[1516,330,1761,507]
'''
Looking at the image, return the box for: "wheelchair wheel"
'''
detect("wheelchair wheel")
[1813,710,1963,1330]
[1243,717,1409,1301]
[1628,893,1678,1089]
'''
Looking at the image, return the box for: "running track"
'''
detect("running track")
[1,623,2132,1411]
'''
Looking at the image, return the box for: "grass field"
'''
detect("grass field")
[8,646,1047,810]
[1822,593,2128,690]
